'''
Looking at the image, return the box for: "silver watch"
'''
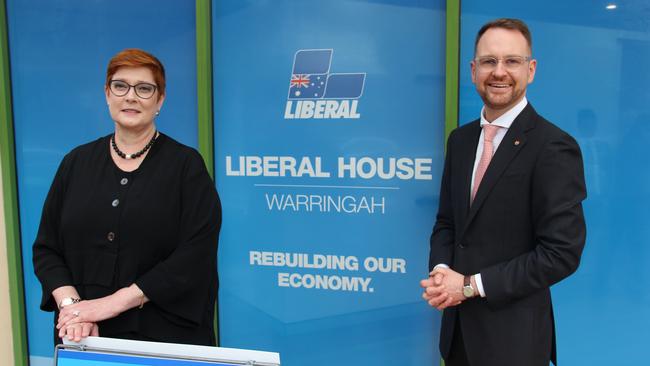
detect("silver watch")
[462,276,475,298]
[58,297,81,309]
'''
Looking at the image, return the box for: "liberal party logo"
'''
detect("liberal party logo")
[284,49,366,119]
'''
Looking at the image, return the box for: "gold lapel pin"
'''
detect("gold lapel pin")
[514,140,520,146]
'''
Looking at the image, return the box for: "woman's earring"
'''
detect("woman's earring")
[155,110,160,117]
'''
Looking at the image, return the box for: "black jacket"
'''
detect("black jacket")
[33,133,221,345]
[429,104,587,366]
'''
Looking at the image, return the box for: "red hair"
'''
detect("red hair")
[106,48,166,97]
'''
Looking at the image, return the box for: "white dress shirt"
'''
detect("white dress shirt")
[470,97,528,197]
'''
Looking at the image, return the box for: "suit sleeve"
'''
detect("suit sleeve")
[481,132,587,307]
[32,154,75,311]
[429,130,457,271]
[135,151,221,325]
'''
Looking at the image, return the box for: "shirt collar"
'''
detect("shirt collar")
[480,96,528,129]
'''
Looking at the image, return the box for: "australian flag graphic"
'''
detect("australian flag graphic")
[288,49,366,100]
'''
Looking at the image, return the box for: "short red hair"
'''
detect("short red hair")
[106,48,166,97]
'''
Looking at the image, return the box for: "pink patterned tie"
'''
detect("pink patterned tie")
[471,124,500,203]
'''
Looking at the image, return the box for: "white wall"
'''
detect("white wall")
[0,158,16,365]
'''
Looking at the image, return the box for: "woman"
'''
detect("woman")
[32,49,221,345]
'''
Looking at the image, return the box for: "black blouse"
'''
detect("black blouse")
[33,133,221,345]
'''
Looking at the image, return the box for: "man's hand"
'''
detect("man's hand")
[432,267,466,304]
[421,272,446,307]
[420,267,466,310]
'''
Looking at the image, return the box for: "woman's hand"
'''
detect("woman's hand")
[57,297,122,329]
[59,322,99,342]
[56,285,146,329]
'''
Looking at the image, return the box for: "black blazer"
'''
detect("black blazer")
[429,104,586,366]
[33,134,221,345]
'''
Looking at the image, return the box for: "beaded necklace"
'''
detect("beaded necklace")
[111,131,158,160]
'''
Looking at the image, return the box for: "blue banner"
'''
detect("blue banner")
[213,1,446,365]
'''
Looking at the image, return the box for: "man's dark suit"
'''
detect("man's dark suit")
[429,103,586,366]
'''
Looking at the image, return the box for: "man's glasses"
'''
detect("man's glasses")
[109,80,158,99]
[474,56,531,72]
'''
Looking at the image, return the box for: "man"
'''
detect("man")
[420,18,586,366]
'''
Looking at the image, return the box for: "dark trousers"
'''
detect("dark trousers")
[445,318,471,366]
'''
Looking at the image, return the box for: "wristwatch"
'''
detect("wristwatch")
[462,275,475,298]
[58,297,81,309]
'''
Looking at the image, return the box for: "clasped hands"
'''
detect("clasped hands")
[420,267,467,310]
[57,297,120,342]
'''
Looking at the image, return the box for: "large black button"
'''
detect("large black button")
[112,199,120,207]
[107,232,115,242]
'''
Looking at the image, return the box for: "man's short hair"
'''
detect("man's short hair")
[474,18,532,55]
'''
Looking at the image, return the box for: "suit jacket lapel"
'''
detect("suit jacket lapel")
[458,122,482,221]
[459,104,538,240]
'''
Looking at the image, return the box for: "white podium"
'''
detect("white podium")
[55,336,280,366]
